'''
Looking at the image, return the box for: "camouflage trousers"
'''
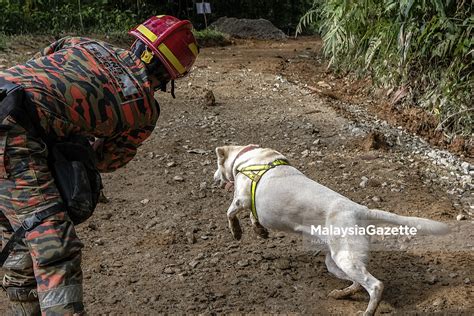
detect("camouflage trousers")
[0,116,84,315]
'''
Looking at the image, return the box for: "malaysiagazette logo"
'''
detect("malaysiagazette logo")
[311,224,419,238]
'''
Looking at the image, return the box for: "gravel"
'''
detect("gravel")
[211,17,287,40]
[318,96,474,218]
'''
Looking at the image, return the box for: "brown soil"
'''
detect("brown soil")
[0,37,472,315]
[274,37,473,159]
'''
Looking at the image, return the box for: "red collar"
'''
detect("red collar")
[236,145,259,160]
[230,145,259,178]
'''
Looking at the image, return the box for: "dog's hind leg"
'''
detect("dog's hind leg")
[250,212,269,239]
[331,250,383,316]
[325,254,362,299]
[325,253,350,280]
[329,282,362,299]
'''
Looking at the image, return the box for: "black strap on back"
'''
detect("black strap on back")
[0,79,22,123]
[0,203,63,266]
[0,79,20,101]
[0,77,36,132]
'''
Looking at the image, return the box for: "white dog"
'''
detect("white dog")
[213,145,449,316]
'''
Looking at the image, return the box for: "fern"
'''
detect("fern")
[297,0,474,136]
[365,37,382,69]
[296,7,319,36]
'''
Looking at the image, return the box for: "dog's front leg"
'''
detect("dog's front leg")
[227,198,246,240]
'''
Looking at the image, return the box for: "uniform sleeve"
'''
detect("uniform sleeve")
[32,37,87,59]
[95,126,155,173]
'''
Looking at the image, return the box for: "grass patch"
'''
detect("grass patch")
[193,28,232,47]
[105,30,133,44]
[0,33,8,51]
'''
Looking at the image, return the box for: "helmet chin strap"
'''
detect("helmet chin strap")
[158,80,176,99]
[171,80,175,99]
[135,41,174,98]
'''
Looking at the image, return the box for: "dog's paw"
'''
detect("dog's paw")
[329,283,362,300]
[328,289,344,299]
[328,288,355,299]
[229,217,242,240]
[252,223,269,239]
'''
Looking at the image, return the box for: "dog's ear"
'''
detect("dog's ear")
[215,146,226,164]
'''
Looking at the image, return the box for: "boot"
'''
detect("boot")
[5,286,40,316]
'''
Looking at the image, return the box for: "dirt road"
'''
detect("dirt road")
[1,37,472,315]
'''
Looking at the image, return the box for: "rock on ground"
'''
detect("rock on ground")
[211,17,287,40]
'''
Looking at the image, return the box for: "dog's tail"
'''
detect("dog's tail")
[365,209,449,235]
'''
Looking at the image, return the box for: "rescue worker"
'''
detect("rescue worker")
[0,15,198,315]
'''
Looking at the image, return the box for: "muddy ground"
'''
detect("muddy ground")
[1,37,473,315]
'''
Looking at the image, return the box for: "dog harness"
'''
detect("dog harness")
[236,159,289,220]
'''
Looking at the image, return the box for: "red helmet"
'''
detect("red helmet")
[129,15,199,79]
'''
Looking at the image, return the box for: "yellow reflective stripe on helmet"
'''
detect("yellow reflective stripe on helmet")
[158,43,186,74]
[188,43,198,57]
[157,15,165,18]
[137,24,157,42]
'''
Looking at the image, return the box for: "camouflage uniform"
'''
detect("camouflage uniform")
[0,37,159,314]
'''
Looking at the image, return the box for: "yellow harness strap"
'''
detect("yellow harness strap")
[237,159,289,221]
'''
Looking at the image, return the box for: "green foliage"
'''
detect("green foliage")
[193,29,231,47]
[0,32,7,51]
[295,4,320,36]
[103,30,133,45]
[297,0,473,136]
[0,0,168,35]
[0,0,314,35]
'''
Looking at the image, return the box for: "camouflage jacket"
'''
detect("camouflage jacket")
[0,37,160,172]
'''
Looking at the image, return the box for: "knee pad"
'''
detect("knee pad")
[3,250,33,271]
[5,286,41,316]
[6,286,38,302]
[2,232,33,270]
